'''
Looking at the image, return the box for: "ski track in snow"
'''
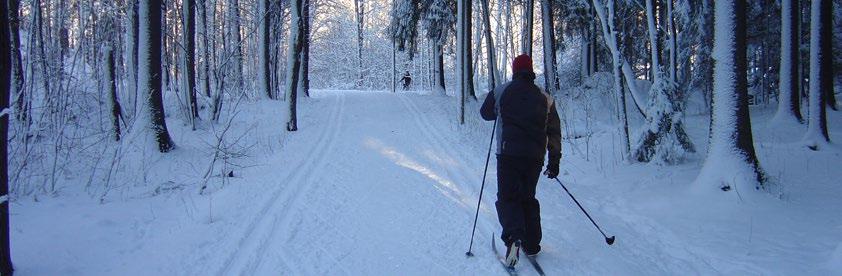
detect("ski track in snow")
[148,90,839,275]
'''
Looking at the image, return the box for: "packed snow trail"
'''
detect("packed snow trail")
[174,90,836,275]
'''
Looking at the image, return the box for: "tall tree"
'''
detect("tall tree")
[300,0,311,97]
[259,0,271,99]
[697,0,764,190]
[457,0,475,124]
[521,0,534,55]
[666,0,677,82]
[140,0,176,152]
[286,0,304,131]
[8,0,25,123]
[592,0,630,156]
[0,0,15,273]
[773,0,803,124]
[106,47,123,141]
[803,0,832,149]
[128,0,140,114]
[421,0,454,95]
[540,0,558,94]
[199,0,211,97]
[354,0,365,88]
[227,0,244,88]
[183,0,199,119]
[480,0,498,88]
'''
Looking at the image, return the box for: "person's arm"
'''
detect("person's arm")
[480,90,496,121]
[545,99,562,178]
[547,101,562,160]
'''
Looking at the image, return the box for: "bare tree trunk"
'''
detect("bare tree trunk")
[645,0,661,83]
[666,0,677,82]
[0,1,16,273]
[259,0,271,99]
[773,0,803,124]
[183,0,199,120]
[199,0,211,97]
[521,0,534,55]
[457,0,476,125]
[700,0,765,188]
[540,0,557,94]
[286,0,304,131]
[593,0,630,156]
[479,0,498,89]
[140,0,176,152]
[9,0,25,123]
[228,0,243,88]
[127,0,140,116]
[300,0,311,97]
[354,0,364,88]
[106,47,123,141]
[803,0,832,149]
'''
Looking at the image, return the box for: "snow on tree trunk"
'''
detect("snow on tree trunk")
[632,0,694,164]
[138,0,175,152]
[696,0,764,192]
[127,0,140,116]
[0,1,16,273]
[772,0,803,125]
[521,0,534,56]
[540,0,557,95]
[645,0,661,84]
[286,0,304,131]
[592,0,630,156]
[802,0,832,150]
[667,0,677,83]
[259,0,271,99]
[632,75,695,164]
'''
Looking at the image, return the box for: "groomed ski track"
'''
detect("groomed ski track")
[182,90,730,275]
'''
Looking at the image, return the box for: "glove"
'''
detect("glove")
[544,160,559,179]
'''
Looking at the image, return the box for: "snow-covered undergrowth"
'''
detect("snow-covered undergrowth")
[10,89,842,275]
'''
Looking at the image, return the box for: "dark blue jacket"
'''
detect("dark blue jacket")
[480,72,562,163]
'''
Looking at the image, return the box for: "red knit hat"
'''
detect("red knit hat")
[512,54,533,73]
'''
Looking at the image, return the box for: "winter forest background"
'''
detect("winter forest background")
[0,0,840,274]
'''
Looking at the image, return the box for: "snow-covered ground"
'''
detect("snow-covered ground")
[10,90,842,275]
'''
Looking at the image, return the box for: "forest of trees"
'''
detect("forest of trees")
[0,0,839,273]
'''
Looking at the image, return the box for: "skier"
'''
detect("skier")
[480,54,562,268]
[400,71,412,90]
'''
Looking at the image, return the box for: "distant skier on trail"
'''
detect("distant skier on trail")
[480,54,562,268]
[400,71,412,90]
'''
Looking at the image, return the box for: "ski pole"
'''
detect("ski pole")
[554,178,616,245]
[466,118,497,257]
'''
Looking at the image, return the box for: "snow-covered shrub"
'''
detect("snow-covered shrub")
[632,71,695,164]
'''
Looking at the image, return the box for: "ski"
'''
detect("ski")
[524,255,545,276]
[491,235,518,276]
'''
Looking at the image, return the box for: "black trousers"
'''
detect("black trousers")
[495,154,543,254]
